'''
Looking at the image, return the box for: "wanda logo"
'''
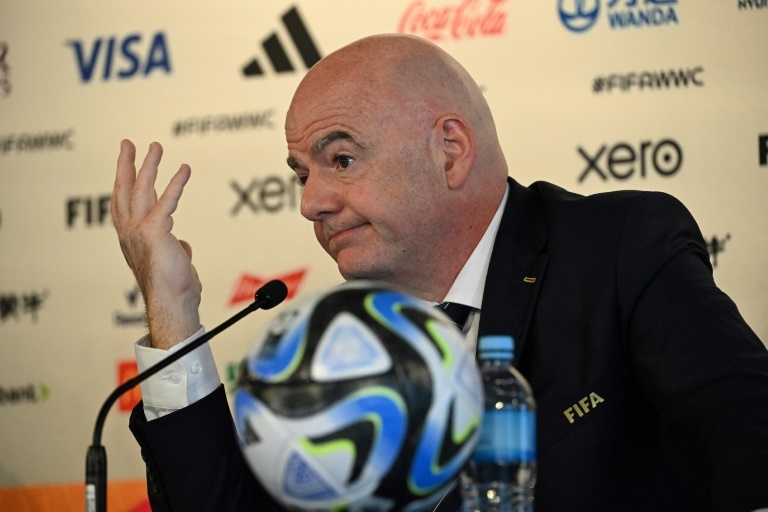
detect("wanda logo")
[398,0,507,42]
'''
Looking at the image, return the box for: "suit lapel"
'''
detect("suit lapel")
[479,178,549,365]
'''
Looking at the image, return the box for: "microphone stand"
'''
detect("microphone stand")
[85,280,287,512]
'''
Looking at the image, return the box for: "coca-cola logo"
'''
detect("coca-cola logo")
[398,0,507,42]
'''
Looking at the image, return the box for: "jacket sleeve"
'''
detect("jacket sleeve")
[618,192,768,512]
[129,384,285,511]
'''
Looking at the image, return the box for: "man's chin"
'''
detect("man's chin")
[338,267,378,283]
[336,258,389,284]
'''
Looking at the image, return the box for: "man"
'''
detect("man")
[112,34,768,511]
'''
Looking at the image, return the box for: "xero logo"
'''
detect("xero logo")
[577,138,683,183]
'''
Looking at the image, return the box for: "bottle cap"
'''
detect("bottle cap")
[477,335,514,360]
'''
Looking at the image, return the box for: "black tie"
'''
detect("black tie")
[436,302,473,330]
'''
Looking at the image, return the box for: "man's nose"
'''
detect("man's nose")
[300,170,341,221]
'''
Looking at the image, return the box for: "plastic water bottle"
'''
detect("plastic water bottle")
[460,335,536,511]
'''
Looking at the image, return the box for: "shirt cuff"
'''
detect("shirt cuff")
[134,326,221,421]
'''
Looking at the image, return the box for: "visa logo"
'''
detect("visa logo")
[66,31,172,83]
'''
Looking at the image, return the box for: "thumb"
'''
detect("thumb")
[179,239,193,260]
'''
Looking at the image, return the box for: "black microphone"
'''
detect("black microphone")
[85,279,288,512]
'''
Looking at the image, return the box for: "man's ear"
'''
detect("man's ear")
[434,114,475,190]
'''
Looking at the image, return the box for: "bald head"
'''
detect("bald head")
[288,34,505,178]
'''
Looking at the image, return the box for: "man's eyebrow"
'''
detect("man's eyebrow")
[286,130,368,170]
[286,155,300,170]
[311,130,368,154]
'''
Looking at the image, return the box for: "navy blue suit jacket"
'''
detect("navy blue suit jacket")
[130,178,768,511]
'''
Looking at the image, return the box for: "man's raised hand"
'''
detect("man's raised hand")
[111,140,202,349]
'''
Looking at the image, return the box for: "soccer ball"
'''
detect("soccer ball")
[234,281,483,511]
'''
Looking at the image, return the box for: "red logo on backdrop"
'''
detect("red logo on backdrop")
[228,268,307,306]
[118,361,142,412]
[129,501,152,512]
[398,0,507,42]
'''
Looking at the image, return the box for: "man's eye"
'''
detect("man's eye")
[295,173,308,186]
[336,155,354,169]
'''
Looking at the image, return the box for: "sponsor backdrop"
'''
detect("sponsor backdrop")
[0,0,766,510]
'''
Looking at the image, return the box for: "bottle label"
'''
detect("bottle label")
[472,409,536,462]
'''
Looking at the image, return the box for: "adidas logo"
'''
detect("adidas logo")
[243,6,321,77]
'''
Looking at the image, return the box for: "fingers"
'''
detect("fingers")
[112,139,137,225]
[130,142,163,220]
[179,239,193,260]
[155,163,191,219]
[111,139,193,244]
[112,141,190,232]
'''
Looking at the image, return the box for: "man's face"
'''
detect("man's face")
[285,85,451,290]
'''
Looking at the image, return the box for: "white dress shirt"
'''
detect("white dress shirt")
[135,184,510,421]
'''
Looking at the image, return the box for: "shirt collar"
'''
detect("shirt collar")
[441,182,509,309]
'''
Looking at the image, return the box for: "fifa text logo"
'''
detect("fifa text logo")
[739,0,768,8]
[564,392,605,424]
[593,67,704,94]
[67,195,111,227]
[0,130,74,155]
